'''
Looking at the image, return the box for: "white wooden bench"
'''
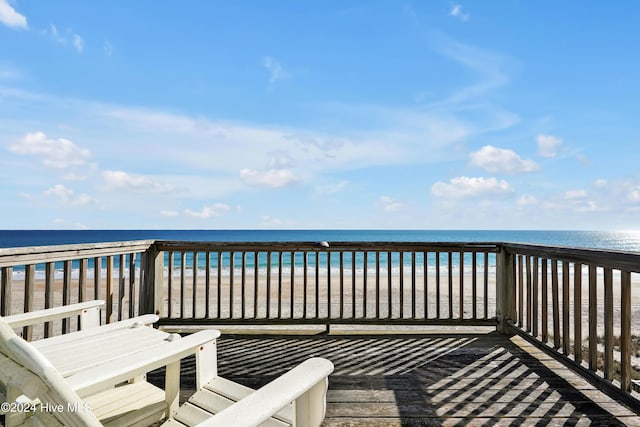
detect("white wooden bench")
[1,303,334,426]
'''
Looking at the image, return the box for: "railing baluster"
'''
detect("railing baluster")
[105,257,113,325]
[339,251,344,319]
[573,263,582,362]
[376,251,380,319]
[327,251,331,319]
[278,251,283,319]
[387,251,392,318]
[412,252,417,319]
[518,255,524,327]
[562,261,570,355]
[128,254,135,318]
[217,252,222,318]
[471,252,477,320]
[436,252,441,319]
[532,257,539,337]
[23,265,35,340]
[167,252,173,318]
[459,252,464,319]
[242,251,246,319]
[267,251,272,318]
[364,251,368,318]
[526,256,532,333]
[44,262,54,338]
[399,252,404,319]
[79,259,87,303]
[230,251,235,319]
[621,270,632,392]
[448,252,453,319]
[588,264,597,370]
[193,251,198,319]
[551,260,560,349]
[180,252,186,319]
[352,252,356,318]
[304,251,309,319]
[604,267,614,380]
[1,267,12,317]
[542,259,548,343]
[484,252,489,319]
[253,251,258,319]
[424,251,428,319]
[290,251,295,319]
[118,254,125,322]
[205,251,211,319]
[94,257,101,301]
[315,251,319,319]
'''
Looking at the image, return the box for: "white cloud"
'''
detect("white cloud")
[431,176,513,199]
[44,24,84,54]
[102,170,176,193]
[469,145,539,174]
[315,181,348,196]
[628,188,640,203]
[0,0,27,29]
[563,189,588,200]
[449,4,470,22]
[73,34,84,53]
[240,168,300,188]
[263,56,290,84]
[517,195,538,206]
[104,41,113,57]
[376,196,405,212]
[9,131,91,168]
[537,134,562,158]
[62,172,86,181]
[594,179,608,188]
[45,184,95,206]
[184,203,230,219]
[160,210,179,217]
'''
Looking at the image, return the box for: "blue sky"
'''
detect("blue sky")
[1,1,639,230]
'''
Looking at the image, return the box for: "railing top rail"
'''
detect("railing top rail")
[154,241,501,252]
[0,240,155,267]
[502,242,640,273]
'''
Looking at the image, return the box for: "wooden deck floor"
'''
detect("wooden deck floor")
[155,330,640,426]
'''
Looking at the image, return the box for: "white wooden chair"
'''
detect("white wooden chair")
[1,308,334,426]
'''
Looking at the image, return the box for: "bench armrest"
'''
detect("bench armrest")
[198,357,334,427]
[67,329,221,397]
[4,300,105,329]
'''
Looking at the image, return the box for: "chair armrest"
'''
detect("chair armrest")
[4,300,105,328]
[67,329,221,397]
[198,357,334,427]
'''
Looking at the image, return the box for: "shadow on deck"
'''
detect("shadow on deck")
[152,330,640,426]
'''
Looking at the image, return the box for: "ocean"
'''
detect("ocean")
[1,229,640,251]
[1,230,639,280]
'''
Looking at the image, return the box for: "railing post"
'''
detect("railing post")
[139,243,164,316]
[496,246,515,334]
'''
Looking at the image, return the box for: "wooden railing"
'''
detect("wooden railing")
[0,240,154,339]
[501,243,640,399]
[152,241,499,326]
[2,239,639,401]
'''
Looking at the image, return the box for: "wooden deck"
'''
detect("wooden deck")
[151,329,640,426]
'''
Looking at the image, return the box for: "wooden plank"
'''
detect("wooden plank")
[604,267,614,380]
[518,255,524,327]
[399,252,404,319]
[412,252,417,319]
[551,259,560,349]
[23,264,35,340]
[424,252,428,319]
[483,252,489,319]
[128,253,135,319]
[94,256,101,300]
[327,251,331,319]
[106,256,113,324]
[387,252,392,318]
[217,252,222,318]
[573,263,582,363]
[562,261,570,355]
[621,270,632,392]
[230,251,235,319]
[168,251,174,318]
[44,262,54,338]
[253,251,258,319]
[526,255,531,332]
[364,251,368,319]
[542,259,548,343]
[339,252,344,319]
[589,264,597,370]
[290,251,295,319]
[205,252,211,319]
[267,251,272,318]
[459,251,464,319]
[118,254,125,322]
[532,257,538,337]
[193,251,198,319]
[79,258,87,303]
[62,261,71,334]
[278,251,283,319]
[180,251,186,319]
[304,251,309,319]
[472,252,477,319]
[315,251,319,319]
[351,252,356,319]
[436,252,441,318]
[241,252,247,319]
[376,251,380,319]
[1,266,12,316]
[448,252,453,319]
